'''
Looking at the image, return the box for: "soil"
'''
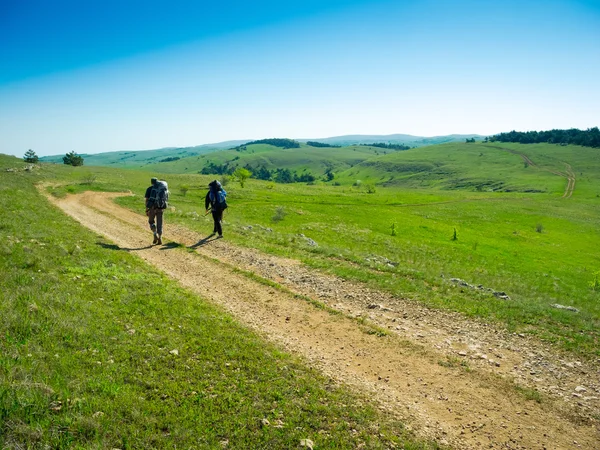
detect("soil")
[46,191,599,449]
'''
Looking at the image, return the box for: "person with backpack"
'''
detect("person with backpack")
[145,177,169,245]
[205,180,227,238]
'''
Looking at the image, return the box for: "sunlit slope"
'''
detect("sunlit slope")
[146,143,390,175]
[336,142,599,195]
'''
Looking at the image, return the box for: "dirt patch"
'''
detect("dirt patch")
[45,190,599,449]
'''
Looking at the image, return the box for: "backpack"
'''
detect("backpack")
[209,189,227,211]
[148,180,169,209]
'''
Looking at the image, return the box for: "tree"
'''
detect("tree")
[23,149,38,163]
[63,151,84,166]
[233,167,252,188]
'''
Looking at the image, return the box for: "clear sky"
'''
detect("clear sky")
[1,0,599,157]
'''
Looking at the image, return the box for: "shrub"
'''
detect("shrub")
[536,223,544,233]
[80,172,97,185]
[179,185,190,196]
[272,206,287,223]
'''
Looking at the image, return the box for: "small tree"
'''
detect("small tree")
[233,167,252,188]
[63,151,84,166]
[23,149,38,163]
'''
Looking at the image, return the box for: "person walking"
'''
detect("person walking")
[205,180,227,238]
[145,177,169,245]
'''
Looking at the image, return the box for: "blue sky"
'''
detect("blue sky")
[1,0,599,157]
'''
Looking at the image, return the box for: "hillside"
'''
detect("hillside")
[37,134,485,169]
[335,141,600,195]
[145,142,397,177]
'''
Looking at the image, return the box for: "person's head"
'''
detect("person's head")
[209,179,221,189]
[151,177,158,185]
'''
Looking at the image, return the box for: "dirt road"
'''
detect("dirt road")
[47,191,599,449]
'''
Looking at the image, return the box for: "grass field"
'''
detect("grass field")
[3,137,599,446]
[114,141,600,357]
[1,156,438,448]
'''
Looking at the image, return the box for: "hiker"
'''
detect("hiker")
[145,177,169,245]
[205,180,227,238]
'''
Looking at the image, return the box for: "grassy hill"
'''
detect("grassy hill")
[145,142,395,176]
[38,134,485,171]
[335,141,600,194]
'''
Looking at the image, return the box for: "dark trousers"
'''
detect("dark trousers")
[148,208,164,235]
[211,209,223,236]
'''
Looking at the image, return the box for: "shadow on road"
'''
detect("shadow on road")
[189,234,219,249]
[97,242,154,251]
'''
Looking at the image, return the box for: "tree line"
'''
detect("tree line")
[360,142,412,150]
[232,138,301,150]
[200,161,319,183]
[488,128,600,148]
[306,141,341,148]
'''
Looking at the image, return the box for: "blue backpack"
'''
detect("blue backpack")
[209,189,227,211]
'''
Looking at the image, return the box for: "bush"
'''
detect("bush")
[272,206,287,223]
[80,172,97,185]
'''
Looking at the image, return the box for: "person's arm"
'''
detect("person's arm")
[205,192,210,212]
[145,187,150,214]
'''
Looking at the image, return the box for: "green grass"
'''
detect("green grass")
[1,156,438,449]
[146,143,387,177]
[109,142,600,358]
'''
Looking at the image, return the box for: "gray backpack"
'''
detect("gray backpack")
[148,180,169,209]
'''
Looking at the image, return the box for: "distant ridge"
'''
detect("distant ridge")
[39,133,486,163]
[298,133,486,147]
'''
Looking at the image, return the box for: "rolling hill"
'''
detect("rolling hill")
[38,133,485,168]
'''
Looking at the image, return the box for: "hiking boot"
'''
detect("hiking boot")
[157,236,163,245]
[153,234,158,244]
[217,234,223,239]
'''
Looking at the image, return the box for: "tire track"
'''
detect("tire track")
[486,145,575,198]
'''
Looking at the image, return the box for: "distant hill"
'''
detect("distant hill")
[39,140,248,167]
[39,134,485,167]
[297,134,486,147]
